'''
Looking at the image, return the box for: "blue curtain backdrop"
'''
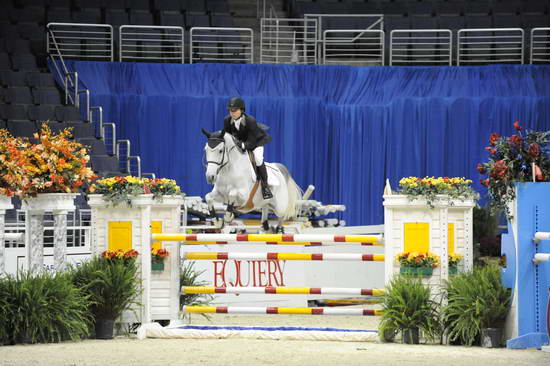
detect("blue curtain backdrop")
[56,61,550,225]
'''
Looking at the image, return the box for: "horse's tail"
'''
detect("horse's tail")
[274,163,303,220]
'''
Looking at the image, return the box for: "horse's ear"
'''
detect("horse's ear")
[201,128,211,138]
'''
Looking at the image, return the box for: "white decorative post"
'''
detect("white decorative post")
[23,193,77,274]
[0,196,14,273]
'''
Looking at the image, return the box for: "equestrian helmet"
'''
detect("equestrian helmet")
[227,97,245,111]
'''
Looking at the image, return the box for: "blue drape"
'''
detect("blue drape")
[56,61,550,225]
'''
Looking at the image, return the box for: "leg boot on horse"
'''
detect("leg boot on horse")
[257,163,273,199]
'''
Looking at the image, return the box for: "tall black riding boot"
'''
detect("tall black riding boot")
[257,163,273,199]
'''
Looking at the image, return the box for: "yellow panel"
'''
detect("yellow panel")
[151,221,163,251]
[108,222,132,251]
[404,223,429,253]
[448,223,455,254]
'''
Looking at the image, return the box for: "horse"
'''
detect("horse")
[201,128,302,232]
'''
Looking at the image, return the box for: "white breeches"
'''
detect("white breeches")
[253,146,264,166]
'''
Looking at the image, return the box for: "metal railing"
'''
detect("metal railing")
[531,28,550,64]
[190,27,254,64]
[119,25,184,63]
[458,28,524,65]
[261,18,318,64]
[257,0,279,20]
[305,14,384,64]
[323,29,384,66]
[117,139,131,173]
[47,23,113,61]
[390,29,452,66]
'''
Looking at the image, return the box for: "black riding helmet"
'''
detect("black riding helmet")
[227,97,245,112]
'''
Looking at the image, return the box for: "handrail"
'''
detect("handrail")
[47,26,78,105]
[117,139,131,173]
[128,156,142,177]
[103,122,116,156]
[89,106,103,138]
[77,89,90,120]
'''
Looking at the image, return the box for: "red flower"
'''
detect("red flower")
[508,134,523,147]
[480,179,490,186]
[476,163,487,174]
[489,133,501,146]
[513,120,522,131]
[528,143,541,159]
[534,164,545,181]
[485,147,497,155]
[491,160,509,178]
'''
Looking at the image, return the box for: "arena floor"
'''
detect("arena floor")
[1,314,549,366]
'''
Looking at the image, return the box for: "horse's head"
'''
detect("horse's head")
[203,128,242,184]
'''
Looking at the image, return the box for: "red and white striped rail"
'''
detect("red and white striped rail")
[152,233,383,246]
[183,306,383,316]
[182,286,384,296]
[182,252,385,261]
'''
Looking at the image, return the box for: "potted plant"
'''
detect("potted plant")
[396,251,440,276]
[0,129,27,200]
[443,265,511,347]
[151,248,169,271]
[448,253,463,275]
[379,274,441,344]
[477,120,550,218]
[71,249,141,339]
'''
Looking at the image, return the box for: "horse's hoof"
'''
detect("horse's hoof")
[262,221,270,232]
[276,225,285,234]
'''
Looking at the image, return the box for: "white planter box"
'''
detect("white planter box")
[88,194,154,207]
[22,193,77,212]
[0,195,13,211]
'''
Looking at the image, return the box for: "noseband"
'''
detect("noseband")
[204,137,237,177]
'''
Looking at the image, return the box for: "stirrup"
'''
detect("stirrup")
[261,185,273,199]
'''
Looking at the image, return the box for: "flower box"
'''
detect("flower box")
[22,193,77,212]
[151,260,164,271]
[400,267,433,276]
[0,195,13,211]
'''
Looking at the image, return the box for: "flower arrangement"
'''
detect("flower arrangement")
[0,130,28,197]
[89,176,181,206]
[398,177,479,208]
[477,121,550,218]
[151,247,169,261]
[0,124,95,198]
[101,248,139,263]
[448,253,463,267]
[395,251,441,268]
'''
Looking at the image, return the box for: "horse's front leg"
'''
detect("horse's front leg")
[223,189,244,224]
[206,188,225,228]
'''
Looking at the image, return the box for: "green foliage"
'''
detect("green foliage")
[180,261,213,320]
[0,271,91,345]
[70,256,141,321]
[378,275,442,343]
[443,265,511,346]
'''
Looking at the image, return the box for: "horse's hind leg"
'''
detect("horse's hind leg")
[261,207,270,232]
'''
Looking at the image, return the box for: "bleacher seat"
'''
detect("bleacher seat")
[14,0,47,7]
[408,2,435,17]
[28,105,56,121]
[493,14,522,29]
[5,39,32,55]
[0,53,10,70]
[349,1,381,15]
[104,0,126,10]
[154,0,181,13]
[437,1,463,17]
[321,2,349,15]
[184,0,207,15]
[105,9,130,26]
[494,0,521,16]
[55,105,82,122]
[90,155,119,174]
[1,104,28,121]
[32,88,62,105]
[522,0,547,16]
[130,10,155,26]
[47,8,72,23]
[66,121,95,139]
[187,14,210,28]
[0,25,20,40]
[17,24,44,41]
[382,2,407,18]
[464,1,491,16]
[211,14,234,28]
[11,54,38,71]
[130,0,151,12]
[384,17,411,32]
[8,120,38,138]
[72,9,102,24]
[26,72,56,89]
[78,138,108,155]
[412,16,438,30]
[74,0,101,10]
[440,16,466,31]
[5,87,33,104]
[465,15,493,29]
[10,7,45,24]
[49,0,72,8]
[522,14,549,29]
[0,71,27,87]
[207,0,231,15]
[160,12,185,27]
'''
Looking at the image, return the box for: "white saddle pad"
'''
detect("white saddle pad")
[265,163,282,186]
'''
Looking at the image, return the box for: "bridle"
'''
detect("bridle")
[203,137,238,177]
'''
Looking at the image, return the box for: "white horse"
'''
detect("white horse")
[201,129,302,232]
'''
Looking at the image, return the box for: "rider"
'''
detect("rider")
[222,97,273,200]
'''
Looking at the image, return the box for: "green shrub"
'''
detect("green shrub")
[443,265,511,346]
[0,271,91,344]
[70,256,141,322]
[379,275,441,343]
